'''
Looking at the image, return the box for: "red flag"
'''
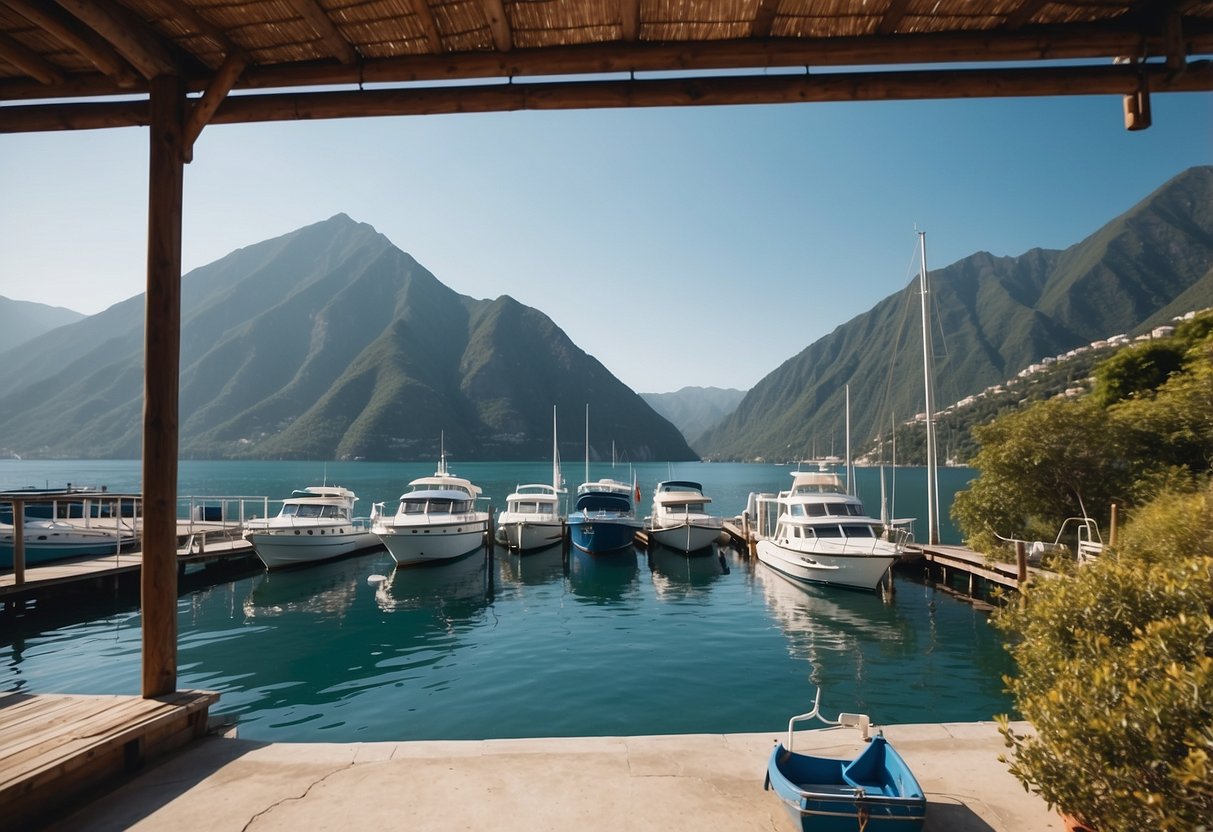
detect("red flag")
[634,482,641,503]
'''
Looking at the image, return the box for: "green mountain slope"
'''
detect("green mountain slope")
[0,297,85,353]
[699,166,1213,461]
[0,215,695,462]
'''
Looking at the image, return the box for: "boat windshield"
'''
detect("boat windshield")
[790,502,863,517]
[400,498,474,514]
[282,504,344,519]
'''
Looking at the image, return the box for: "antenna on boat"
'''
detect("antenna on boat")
[919,231,940,545]
[438,430,448,476]
[584,404,590,484]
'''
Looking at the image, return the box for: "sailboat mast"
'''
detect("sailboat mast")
[584,404,590,484]
[552,405,560,491]
[919,231,940,545]
[845,384,852,495]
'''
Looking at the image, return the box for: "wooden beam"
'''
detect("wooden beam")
[2,23,1211,103]
[752,0,780,38]
[142,73,184,699]
[406,0,443,54]
[1,0,139,87]
[282,0,358,65]
[1005,0,1050,30]
[136,0,247,59]
[54,0,178,79]
[480,0,512,52]
[4,61,1208,132]
[0,31,67,84]
[877,0,913,36]
[182,49,248,161]
[619,0,640,42]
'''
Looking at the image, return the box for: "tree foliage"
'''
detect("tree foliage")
[954,314,1213,552]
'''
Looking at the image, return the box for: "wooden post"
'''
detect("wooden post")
[142,74,185,698]
[12,498,25,586]
[1016,540,1027,586]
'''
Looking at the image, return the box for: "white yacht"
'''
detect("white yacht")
[372,451,489,566]
[750,471,906,592]
[645,480,723,554]
[243,485,379,569]
[497,407,566,552]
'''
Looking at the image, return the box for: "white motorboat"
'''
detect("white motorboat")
[750,471,906,592]
[372,450,490,566]
[497,407,566,552]
[243,485,379,569]
[645,480,723,554]
[1,519,136,569]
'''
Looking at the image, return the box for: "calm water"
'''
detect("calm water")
[0,460,1013,742]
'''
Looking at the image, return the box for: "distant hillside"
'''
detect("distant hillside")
[641,387,746,449]
[0,297,84,353]
[0,215,695,462]
[699,166,1213,461]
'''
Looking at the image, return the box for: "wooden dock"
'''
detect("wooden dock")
[0,689,218,830]
[720,517,1040,601]
[1,521,260,613]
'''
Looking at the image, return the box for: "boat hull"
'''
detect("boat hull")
[499,520,565,552]
[375,519,489,566]
[245,528,381,569]
[1,522,133,569]
[765,737,926,832]
[567,517,639,554]
[755,539,896,592]
[648,521,722,554]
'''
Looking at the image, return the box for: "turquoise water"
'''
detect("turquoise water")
[0,460,1012,742]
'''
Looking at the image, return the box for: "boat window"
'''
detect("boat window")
[281,504,299,516]
[815,525,843,538]
[789,505,806,517]
[401,499,426,515]
[841,524,876,538]
[806,504,828,517]
[826,504,852,516]
[428,499,453,513]
[296,505,324,518]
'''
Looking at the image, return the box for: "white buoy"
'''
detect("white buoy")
[367,574,387,584]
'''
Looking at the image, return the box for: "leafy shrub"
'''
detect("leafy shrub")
[996,485,1213,831]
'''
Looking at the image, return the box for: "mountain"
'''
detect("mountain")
[0,215,695,462]
[0,297,85,353]
[640,387,746,448]
[699,166,1213,461]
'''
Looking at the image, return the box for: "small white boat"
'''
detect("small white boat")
[497,407,567,552]
[750,471,905,592]
[645,480,723,554]
[372,448,490,566]
[1,519,135,569]
[243,485,379,569]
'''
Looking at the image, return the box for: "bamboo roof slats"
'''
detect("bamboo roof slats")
[0,0,1208,127]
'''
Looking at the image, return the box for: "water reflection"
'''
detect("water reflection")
[567,546,639,604]
[374,551,492,625]
[753,562,916,692]
[646,545,727,601]
[495,543,567,587]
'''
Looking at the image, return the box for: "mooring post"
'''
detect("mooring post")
[1016,540,1027,586]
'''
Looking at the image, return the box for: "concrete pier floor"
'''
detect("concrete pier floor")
[52,721,1060,831]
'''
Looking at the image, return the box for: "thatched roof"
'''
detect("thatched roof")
[1,1,1210,132]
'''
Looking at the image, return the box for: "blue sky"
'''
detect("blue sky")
[1,92,1209,393]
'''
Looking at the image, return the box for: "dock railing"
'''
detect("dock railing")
[176,495,269,554]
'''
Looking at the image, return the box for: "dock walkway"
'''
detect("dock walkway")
[42,721,1056,832]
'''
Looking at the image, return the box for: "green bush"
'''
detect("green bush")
[995,485,1213,831]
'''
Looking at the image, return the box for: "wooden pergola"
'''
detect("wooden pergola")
[1,0,1210,698]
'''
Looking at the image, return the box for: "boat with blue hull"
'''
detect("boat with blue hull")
[764,690,926,831]
[566,479,641,554]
